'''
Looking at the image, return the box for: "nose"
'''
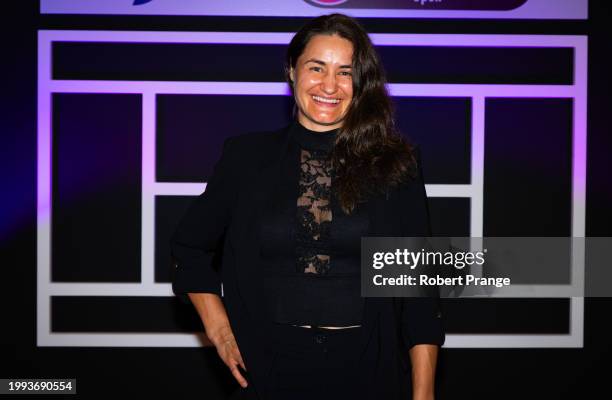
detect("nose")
[320,71,337,94]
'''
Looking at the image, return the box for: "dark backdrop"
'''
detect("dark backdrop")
[2,1,611,399]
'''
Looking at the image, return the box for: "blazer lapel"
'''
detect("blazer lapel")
[231,122,294,324]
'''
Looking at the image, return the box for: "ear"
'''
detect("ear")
[289,67,295,85]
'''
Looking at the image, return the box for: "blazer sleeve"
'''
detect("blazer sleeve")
[398,147,445,348]
[170,136,239,299]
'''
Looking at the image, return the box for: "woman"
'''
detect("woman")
[171,13,444,400]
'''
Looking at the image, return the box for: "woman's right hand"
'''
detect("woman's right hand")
[210,325,248,388]
[186,294,247,388]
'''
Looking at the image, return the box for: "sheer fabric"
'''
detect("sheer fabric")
[259,120,368,326]
[296,147,333,275]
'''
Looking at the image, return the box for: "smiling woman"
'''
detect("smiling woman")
[171,12,444,400]
[288,34,354,130]
[284,14,420,216]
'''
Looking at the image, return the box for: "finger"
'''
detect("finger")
[231,348,246,371]
[230,363,248,388]
[237,354,246,371]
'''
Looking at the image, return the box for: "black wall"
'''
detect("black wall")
[2,2,611,399]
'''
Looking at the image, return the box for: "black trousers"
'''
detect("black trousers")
[230,324,364,400]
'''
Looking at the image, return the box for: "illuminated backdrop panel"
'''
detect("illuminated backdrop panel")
[40,0,588,19]
[37,30,587,349]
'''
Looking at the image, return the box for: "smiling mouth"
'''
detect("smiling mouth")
[312,95,341,104]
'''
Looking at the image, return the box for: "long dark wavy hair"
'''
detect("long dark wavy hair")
[285,13,417,215]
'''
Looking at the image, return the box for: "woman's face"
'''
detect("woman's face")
[290,34,354,132]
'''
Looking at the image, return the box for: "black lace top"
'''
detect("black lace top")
[259,119,369,326]
[295,129,334,275]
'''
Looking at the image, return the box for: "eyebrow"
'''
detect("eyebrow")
[303,58,352,69]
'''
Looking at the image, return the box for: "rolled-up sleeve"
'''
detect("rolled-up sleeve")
[398,146,445,348]
[170,136,238,299]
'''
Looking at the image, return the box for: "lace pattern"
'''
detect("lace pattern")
[296,148,333,274]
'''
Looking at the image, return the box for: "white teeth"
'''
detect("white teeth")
[312,95,340,104]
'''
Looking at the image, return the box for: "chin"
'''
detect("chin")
[313,117,339,124]
[308,112,344,125]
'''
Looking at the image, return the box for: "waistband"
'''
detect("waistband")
[269,322,363,356]
[291,324,362,329]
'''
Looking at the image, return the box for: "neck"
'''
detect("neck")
[292,119,338,151]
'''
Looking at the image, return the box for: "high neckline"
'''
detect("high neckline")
[291,119,339,152]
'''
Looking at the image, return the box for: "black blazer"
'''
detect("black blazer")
[171,119,445,399]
